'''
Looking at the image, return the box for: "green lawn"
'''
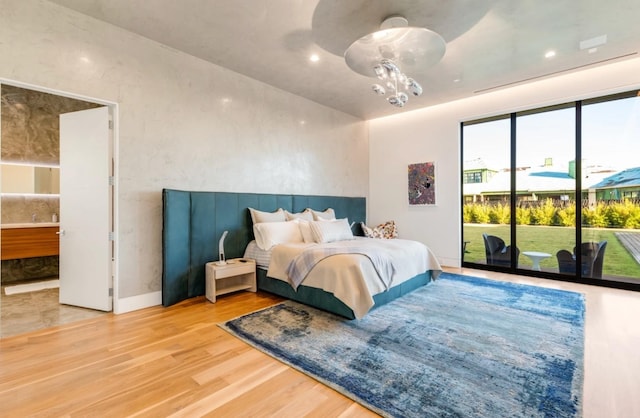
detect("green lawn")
[463,224,640,279]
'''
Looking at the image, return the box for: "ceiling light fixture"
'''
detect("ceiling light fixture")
[309,54,320,62]
[344,15,446,108]
[580,34,607,51]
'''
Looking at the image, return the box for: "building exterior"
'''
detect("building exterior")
[462,158,630,204]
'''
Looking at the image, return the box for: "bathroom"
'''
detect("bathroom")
[0,83,105,337]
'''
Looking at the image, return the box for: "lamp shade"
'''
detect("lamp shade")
[344,26,446,78]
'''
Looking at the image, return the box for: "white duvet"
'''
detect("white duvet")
[265,237,442,319]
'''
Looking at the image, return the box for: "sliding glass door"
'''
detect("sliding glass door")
[462,89,640,289]
[461,117,514,268]
[515,105,576,273]
[580,94,640,283]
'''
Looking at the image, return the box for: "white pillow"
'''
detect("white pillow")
[309,218,354,243]
[249,207,286,224]
[253,221,304,250]
[294,219,315,243]
[310,208,336,221]
[284,209,313,221]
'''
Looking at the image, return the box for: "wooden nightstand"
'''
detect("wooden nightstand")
[205,258,257,303]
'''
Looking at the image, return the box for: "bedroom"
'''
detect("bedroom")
[0,0,639,416]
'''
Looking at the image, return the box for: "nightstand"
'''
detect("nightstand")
[205,258,257,303]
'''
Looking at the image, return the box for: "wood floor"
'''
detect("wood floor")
[1,267,639,417]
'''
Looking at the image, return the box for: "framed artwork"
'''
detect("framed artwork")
[408,162,436,205]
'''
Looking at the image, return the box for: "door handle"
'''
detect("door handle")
[56,229,66,236]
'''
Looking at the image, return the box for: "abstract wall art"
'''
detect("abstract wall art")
[408,162,436,205]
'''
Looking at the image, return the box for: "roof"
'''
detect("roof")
[589,167,640,189]
[464,158,490,171]
[463,163,620,195]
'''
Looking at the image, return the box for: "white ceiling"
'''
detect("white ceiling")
[48,0,640,120]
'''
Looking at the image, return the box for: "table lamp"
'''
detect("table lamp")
[217,230,228,265]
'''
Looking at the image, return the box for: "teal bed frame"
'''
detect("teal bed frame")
[162,189,432,318]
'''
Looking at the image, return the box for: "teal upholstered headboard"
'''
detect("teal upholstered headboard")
[162,189,366,306]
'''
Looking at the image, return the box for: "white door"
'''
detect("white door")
[59,106,112,311]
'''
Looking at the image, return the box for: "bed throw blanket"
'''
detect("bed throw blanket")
[286,243,396,290]
[267,238,442,318]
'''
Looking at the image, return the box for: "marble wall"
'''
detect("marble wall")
[1,84,100,165]
[1,195,59,224]
[0,0,368,309]
[1,256,58,284]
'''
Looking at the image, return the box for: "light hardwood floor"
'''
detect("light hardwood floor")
[0,267,639,417]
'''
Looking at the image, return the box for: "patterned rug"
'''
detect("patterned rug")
[220,273,585,417]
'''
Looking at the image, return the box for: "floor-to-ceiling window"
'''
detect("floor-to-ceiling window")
[580,93,640,283]
[515,105,576,273]
[461,116,512,268]
[461,89,640,290]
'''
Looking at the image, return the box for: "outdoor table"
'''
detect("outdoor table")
[522,251,552,271]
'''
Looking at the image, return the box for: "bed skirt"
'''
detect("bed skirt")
[257,268,433,319]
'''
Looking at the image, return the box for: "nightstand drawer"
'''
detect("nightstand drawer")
[214,262,254,279]
[205,259,256,303]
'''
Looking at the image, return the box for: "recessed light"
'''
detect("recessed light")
[453,78,461,83]
[580,34,607,50]
[544,50,556,59]
[309,54,320,62]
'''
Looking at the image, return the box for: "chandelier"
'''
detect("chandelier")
[344,16,446,108]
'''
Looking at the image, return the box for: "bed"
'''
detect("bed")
[162,189,441,319]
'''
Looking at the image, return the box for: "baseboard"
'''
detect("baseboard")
[115,291,161,314]
[439,257,460,268]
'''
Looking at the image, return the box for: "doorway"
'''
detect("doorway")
[0,81,118,337]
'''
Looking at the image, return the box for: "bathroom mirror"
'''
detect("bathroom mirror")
[0,163,60,194]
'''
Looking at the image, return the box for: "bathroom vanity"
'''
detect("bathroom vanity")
[1,223,60,260]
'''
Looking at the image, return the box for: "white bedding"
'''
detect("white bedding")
[249,237,441,319]
[244,240,274,268]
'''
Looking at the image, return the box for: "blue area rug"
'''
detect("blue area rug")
[220,273,585,417]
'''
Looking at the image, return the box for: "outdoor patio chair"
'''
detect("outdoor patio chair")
[556,241,607,279]
[482,233,520,268]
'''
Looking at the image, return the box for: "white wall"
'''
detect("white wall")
[0,0,368,310]
[369,57,640,267]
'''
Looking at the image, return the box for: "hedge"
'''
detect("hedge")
[463,199,640,229]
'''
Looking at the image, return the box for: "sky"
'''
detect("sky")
[463,94,640,171]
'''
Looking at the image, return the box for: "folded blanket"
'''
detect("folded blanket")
[286,243,396,290]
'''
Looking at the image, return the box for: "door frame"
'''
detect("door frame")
[0,77,120,313]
